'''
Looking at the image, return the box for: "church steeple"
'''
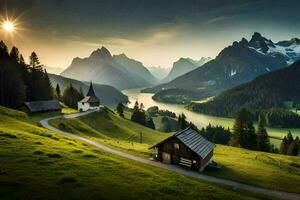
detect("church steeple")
[87,81,96,97]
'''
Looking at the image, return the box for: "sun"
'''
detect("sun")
[2,20,15,32]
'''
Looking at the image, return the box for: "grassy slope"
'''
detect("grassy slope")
[0,107,267,200]
[50,110,300,193]
[50,110,169,157]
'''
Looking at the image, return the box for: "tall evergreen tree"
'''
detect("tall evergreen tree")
[29,51,42,71]
[0,41,9,59]
[280,136,289,155]
[231,108,257,150]
[256,114,271,152]
[286,131,294,144]
[55,84,61,100]
[9,47,20,63]
[178,113,188,130]
[27,53,53,101]
[116,102,125,118]
[62,84,84,109]
[0,41,25,108]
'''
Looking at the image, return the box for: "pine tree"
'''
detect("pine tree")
[178,113,188,130]
[62,84,84,109]
[0,41,26,108]
[131,101,140,123]
[256,114,271,152]
[29,52,42,71]
[286,131,294,144]
[231,108,257,150]
[9,47,20,63]
[0,41,9,59]
[287,141,298,156]
[55,84,61,100]
[146,117,155,129]
[280,136,289,155]
[116,102,125,118]
[42,70,53,100]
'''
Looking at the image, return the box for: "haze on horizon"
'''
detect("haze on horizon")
[0,0,299,70]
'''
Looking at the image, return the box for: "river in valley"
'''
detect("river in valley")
[123,88,300,148]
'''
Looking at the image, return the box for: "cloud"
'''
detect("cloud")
[203,16,229,25]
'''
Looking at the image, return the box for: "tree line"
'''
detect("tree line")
[0,41,53,108]
[130,101,155,129]
[280,131,300,156]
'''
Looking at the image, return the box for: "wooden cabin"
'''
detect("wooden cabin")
[78,82,100,111]
[19,100,62,114]
[150,127,215,171]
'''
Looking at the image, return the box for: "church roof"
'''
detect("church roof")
[87,82,97,97]
[80,82,100,103]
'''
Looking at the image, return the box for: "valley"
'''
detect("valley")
[123,89,300,147]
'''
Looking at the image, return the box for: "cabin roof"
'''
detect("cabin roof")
[151,127,215,158]
[23,100,61,113]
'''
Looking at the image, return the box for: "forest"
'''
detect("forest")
[187,60,300,128]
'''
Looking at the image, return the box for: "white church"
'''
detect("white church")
[78,82,101,111]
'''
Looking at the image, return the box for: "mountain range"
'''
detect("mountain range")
[61,47,158,90]
[148,66,170,80]
[187,60,300,117]
[49,74,128,105]
[161,57,211,83]
[143,32,300,103]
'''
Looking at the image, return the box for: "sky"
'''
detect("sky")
[0,0,300,70]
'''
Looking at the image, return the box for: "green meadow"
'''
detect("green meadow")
[1,106,269,200]
[50,109,300,193]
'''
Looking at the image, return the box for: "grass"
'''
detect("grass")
[50,109,169,157]
[50,109,300,194]
[0,106,267,200]
[205,145,300,193]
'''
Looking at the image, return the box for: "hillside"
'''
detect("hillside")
[50,108,168,157]
[161,57,211,83]
[187,60,300,117]
[143,33,298,103]
[61,47,157,90]
[49,109,300,193]
[0,106,265,200]
[49,74,128,106]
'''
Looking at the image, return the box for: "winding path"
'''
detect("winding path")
[40,111,300,200]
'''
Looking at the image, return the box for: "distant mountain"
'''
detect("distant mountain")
[113,53,158,85]
[61,47,157,90]
[161,57,211,83]
[249,33,300,64]
[49,74,128,106]
[143,33,300,103]
[148,66,170,80]
[187,60,300,117]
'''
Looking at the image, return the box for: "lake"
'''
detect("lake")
[123,88,300,148]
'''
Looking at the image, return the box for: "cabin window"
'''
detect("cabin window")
[82,102,84,105]
[174,143,179,150]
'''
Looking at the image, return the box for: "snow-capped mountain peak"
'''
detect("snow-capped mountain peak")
[247,33,300,64]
